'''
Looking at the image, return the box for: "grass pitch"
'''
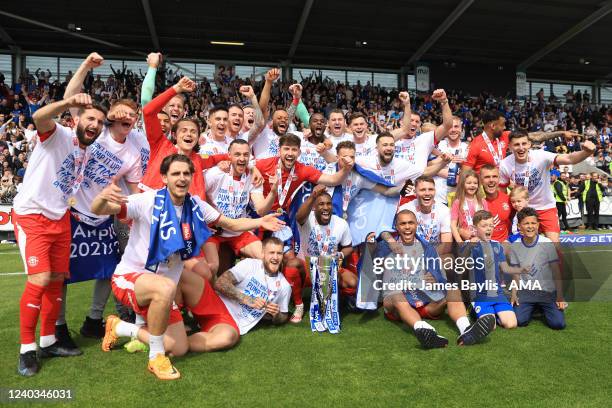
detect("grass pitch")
[1,243,611,407]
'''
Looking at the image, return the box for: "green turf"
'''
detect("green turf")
[1,244,611,407]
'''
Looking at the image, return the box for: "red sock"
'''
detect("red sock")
[283,266,303,306]
[20,282,45,344]
[40,280,64,337]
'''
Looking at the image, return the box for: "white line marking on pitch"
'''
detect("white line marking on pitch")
[0,272,25,276]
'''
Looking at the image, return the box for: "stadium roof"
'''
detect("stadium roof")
[0,0,610,83]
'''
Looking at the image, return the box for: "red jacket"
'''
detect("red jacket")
[141,87,226,196]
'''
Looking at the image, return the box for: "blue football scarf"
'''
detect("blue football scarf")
[145,188,210,272]
[331,163,394,216]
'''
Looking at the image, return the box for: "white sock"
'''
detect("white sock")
[414,320,434,331]
[456,316,471,334]
[135,314,145,327]
[39,334,56,348]
[148,334,165,360]
[20,343,37,354]
[116,321,139,338]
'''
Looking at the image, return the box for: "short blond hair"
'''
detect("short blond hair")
[510,186,529,199]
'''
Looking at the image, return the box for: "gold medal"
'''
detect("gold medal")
[68,197,77,207]
[276,208,284,215]
[343,212,348,220]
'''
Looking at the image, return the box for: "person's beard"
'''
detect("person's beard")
[76,122,98,146]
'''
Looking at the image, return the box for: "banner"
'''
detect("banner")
[516,71,527,98]
[0,204,14,232]
[347,189,398,244]
[416,64,430,92]
[566,197,612,220]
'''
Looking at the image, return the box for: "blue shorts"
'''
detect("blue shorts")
[472,300,513,318]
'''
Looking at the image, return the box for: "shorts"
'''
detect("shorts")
[207,232,260,256]
[384,303,439,321]
[536,208,561,234]
[472,300,513,318]
[190,279,239,333]
[111,272,183,325]
[14,211,71,275]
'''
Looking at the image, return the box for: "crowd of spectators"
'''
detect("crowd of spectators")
[0,65,611,205]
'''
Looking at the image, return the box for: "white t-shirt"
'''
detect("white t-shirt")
[73,128,144,225]
[323,163,376,208]
[298,212,352,259]
[500,149,557,210]
[13,123,83,220]
[509,235,558,292]
[115,191,220,284]
[219,258,291,335]
[200,135,232,156]
[299,139,329,171]
[434,139,469,204]
[251,127,280,159]
[354,136,377,159]
[204,167,262,237]
[394,131,436,170]
[359,155,422,187]
[397,200,451,244]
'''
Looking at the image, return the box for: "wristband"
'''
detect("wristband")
[292,98,299,105]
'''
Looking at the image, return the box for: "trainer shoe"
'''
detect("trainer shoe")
[18,351,40,377]
[290,304,304,324]
[148,354,180,380]
[414,328,448,349]
[55,324,83,355]
[101,315,120,352]
[39,341,83,358]
[457,314,496,346]
[124,338,148,353]
[80,316,105,339]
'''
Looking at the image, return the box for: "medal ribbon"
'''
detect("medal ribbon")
[276,160,295,207]
[482,131,504,165]
[227,166,247,218]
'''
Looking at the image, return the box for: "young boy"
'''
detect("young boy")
[509,207,566,330]
[508,186,529,242]
[464,210,529,329]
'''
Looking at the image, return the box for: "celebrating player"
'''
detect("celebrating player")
[214,237,292,335]
[91,154,284,380]
[14,93,106,376]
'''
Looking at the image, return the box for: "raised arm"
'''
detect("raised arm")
[63,52,104,117]
[33,93,92,134]
[143,76,195,148]
[431,89,452,142]
[555,140,596,165]
[286,83,302,126]
[238,85,265,143]
[390,91,412,141]
[296,184,326,225]
[259,68,280,121]
[141,52,161,107]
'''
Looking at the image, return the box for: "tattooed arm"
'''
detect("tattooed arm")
[528,130,575,143]
[214,270,264,308]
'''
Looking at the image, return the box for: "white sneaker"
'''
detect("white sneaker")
[290,304,304,323]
